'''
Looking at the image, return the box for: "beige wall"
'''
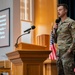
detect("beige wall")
[34,0,57,44]
[0,0,21,60]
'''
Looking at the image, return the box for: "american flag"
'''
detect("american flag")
[49,31,56,60]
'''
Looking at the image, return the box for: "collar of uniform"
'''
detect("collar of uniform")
[60,17,70,24]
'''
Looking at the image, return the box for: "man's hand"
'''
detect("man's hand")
[53,23,58,29]
[56,56,59,61]
[67,49,71,53]
[61,49,71,59]
[53,24,58,34]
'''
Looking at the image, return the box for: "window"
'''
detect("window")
[20,0,34,22]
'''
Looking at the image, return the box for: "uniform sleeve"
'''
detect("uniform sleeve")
[52,28,57,43]
[68,21,75,51]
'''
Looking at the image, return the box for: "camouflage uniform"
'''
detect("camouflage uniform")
[53,17,75,75]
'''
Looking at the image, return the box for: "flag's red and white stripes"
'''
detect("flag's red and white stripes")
[49,32,57,60]
[49,43,56,60]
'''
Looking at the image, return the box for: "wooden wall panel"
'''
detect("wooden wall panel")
[43,59,58,75]
[37,34,50,50]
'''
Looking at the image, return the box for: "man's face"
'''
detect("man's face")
[57,6,67,18]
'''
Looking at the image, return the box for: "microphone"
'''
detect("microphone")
[15,31,30,48]
[54,17,61,31]
[52,17,61,43]
[24,25,35,33]
[55,17,61,24]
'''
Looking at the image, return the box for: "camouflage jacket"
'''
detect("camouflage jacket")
[53,17,75,56]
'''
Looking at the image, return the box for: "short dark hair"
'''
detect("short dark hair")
[57,4,68,10]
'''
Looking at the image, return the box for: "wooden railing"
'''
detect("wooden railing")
[0,60,11,75]
[43,59,58,75]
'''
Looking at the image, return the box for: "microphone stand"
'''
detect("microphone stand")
[15,31,30,48]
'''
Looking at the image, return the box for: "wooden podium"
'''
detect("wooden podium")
[7,43,50,75]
